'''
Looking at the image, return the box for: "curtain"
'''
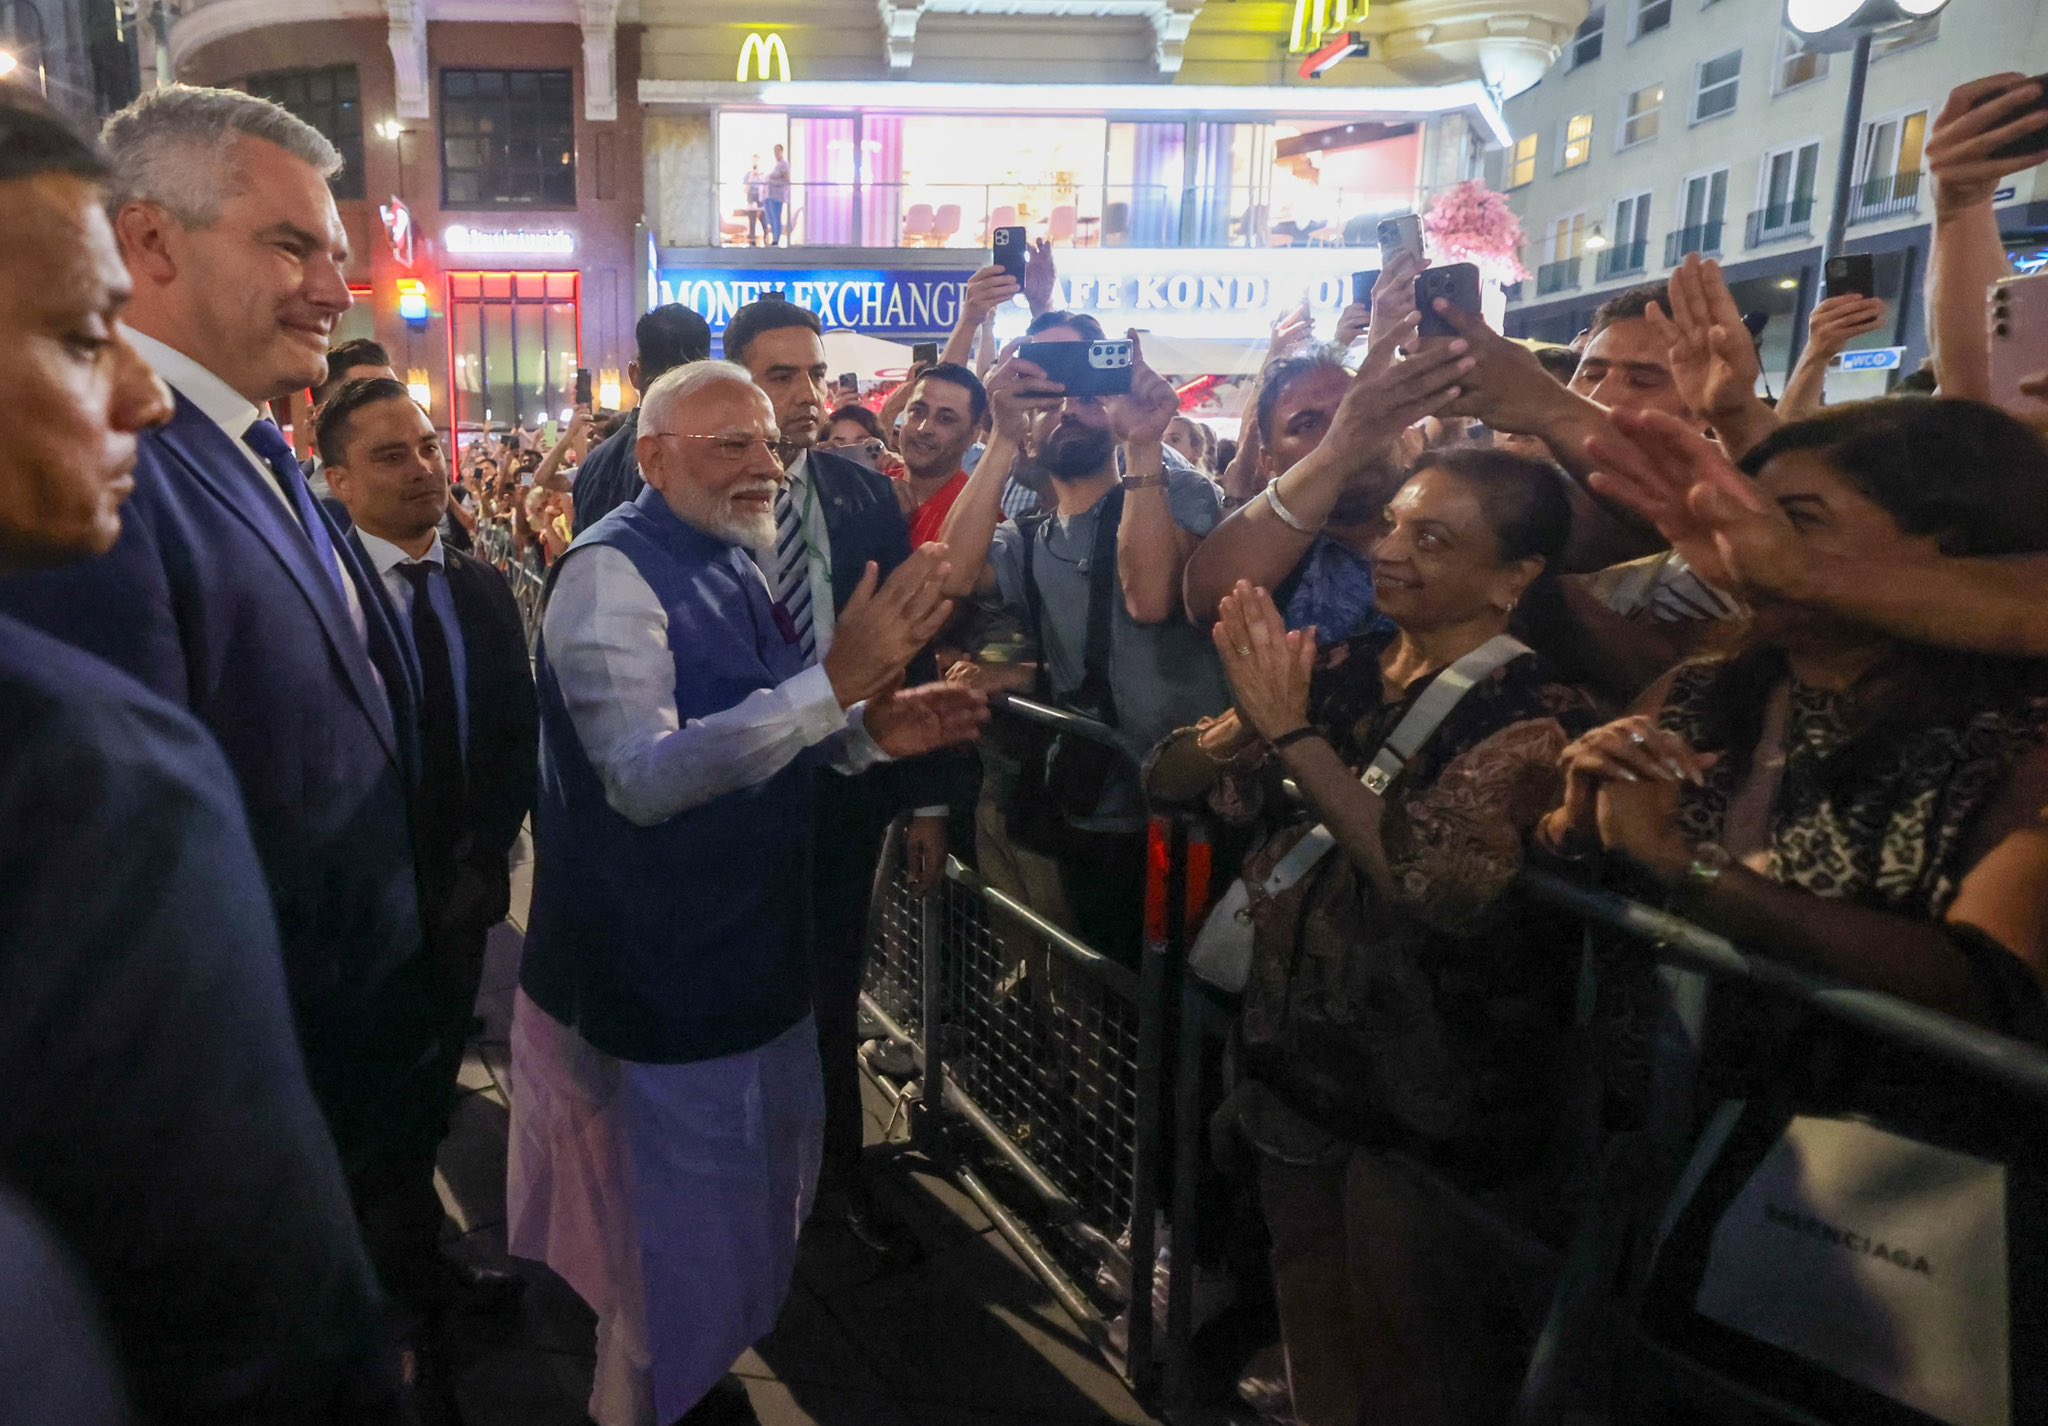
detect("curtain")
[861,114,905,248]
[794,115,857,246]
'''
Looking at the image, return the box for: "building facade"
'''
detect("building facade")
[1492,0,2048,387]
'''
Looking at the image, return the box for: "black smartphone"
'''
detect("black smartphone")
[911,341,939,368]
[1825,254,1876,301]
[1351,270,1378,306]
[993,226,1029,283]
[1981,72,2048,161]
[574,367,593,406]
[1014,338,1135,397]
[1415,262,1481,339]
[1377,214,1424,268]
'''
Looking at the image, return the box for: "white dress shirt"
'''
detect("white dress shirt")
[123,325,371,650]
[542,542,886,829]
[355,527,469,758]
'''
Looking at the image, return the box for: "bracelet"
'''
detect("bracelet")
[1268,726,1323,753]
[1262,479,1321,534]
[1121,472,1168,490]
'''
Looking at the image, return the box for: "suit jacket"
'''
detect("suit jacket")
[0,614,403,1421]
[0,395,426,1167]
[570,408,642,536]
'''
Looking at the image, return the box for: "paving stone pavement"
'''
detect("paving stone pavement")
[434,854,1165,1426]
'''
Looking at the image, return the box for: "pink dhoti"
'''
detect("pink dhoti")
[507,989,823,1426]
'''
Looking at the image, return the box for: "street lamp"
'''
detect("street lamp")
[376,118,411,199]
[1785,0,1955,259]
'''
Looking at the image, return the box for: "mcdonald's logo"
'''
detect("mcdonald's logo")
[1289,0,1364,53]
[737,31,792,82]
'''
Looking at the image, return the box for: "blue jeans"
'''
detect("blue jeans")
[764,199,786,245]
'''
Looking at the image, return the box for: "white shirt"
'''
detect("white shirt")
[356,527,469,757]
[542,541,886,829]
[123,325,371,650]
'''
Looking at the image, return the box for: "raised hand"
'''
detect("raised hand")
[960,263,1024,325]
[1428,300,1574,436]
[1806,292,1888,359]
[1109,331,1181,446]
[984,350,1064,443]
[1366,247,1427,354]
[1645,255,1763,429]
[1327,312,1471,463]
[1212,580,1316,740]
[865,682,991,760]
[1267,301,1315,363]
[824,544,958,708]
[1023,237,1058,316]
[1928,74,2048,217]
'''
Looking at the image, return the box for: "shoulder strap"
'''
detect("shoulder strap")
[1076,485,1124,727]
[1019,514,1051,699]
[1257,634,1532,897]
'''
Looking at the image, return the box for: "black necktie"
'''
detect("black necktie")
[397,562,465,876]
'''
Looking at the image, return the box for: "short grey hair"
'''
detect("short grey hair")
[100,84,342,227]
[638,360,767,438]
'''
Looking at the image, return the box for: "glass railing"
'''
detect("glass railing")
[1535,256,1583,296]
[1849,170,1921,225]
[1746,197,1816,246]
[1663,221,1725,266]
[707,182,1420,251]
[1595,239,1649,282]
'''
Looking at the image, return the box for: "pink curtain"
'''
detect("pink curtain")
[861,115,905,248]
[794,115,856,246]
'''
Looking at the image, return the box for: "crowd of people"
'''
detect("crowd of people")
[3,61,2048,1426]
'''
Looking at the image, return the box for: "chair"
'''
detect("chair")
[1046,205,1077,244]
[985,204,1019,239]
[932,204,962,245]
[902,204,936,245]
[1102,202,1131,247]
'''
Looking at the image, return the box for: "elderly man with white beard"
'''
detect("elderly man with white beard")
[509,359,987,1426]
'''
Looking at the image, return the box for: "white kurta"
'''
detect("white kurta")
[508,990,824,1425]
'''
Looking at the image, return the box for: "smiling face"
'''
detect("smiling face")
[1369,465,1537,633]
[119,133,352,405]
[739,324,830,450]
[323,395,449,546]
[638,378,786,549]
[0,173,172,569]
[900,375,978,481]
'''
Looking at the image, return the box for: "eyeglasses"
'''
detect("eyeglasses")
[647,432,783,464]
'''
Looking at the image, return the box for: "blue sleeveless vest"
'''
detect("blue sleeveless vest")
[521,487,819,1064]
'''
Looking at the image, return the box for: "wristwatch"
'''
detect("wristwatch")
[1683,841,1734,899]
[1121,472,1168,490]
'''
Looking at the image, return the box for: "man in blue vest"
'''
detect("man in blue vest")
[508,359,986,1426]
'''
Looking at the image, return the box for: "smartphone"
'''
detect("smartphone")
[911,340,939,368]
[837,372,858,391]
[1415,262,1481,339]
[1980,72,2048,161]
[574,367,593,406]
[1014,338,1135,397]
[1825,254,1876,301]
[1377,214,1425,268]
[993,226,1029,283]
[1988,271,2048,421]
[1351,270,1378,306]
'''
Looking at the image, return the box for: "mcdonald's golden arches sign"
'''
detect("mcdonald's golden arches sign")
[737,31,792,82]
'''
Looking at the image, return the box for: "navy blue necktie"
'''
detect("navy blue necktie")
[398,562,465,887]
[242,419,347,601]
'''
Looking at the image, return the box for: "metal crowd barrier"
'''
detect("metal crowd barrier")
[473,517,547,654]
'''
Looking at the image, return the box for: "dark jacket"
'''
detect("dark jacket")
[0,395,426,1171]
[570,408,642,536]
[442,544,539,931]
[0,614,404,1422]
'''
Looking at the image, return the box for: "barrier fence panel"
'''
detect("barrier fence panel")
[474,519,546,654]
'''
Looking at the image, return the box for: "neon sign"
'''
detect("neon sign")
[1290,0,1366,53]
[737,32,792,83]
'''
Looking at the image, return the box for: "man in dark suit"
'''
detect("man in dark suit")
[570,302,712,534]
[0,93,405,1422]
[0,84,438,1273]
[724,298,969,1248]
[323,376,540,1319]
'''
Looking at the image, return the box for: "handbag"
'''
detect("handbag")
[1185,634,1530,994]
[1005,488,1127,858]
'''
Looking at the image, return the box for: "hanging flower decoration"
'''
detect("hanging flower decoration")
[1423,180,1530,286]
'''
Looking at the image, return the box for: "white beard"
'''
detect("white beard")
[668,480,779,551]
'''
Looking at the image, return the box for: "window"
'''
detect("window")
[1622,83,1663,148]
[440,69,576,210]
[1552,212,1587,261]
[1570,6,1605,68]
[1560,113,1594,171]
[247,66,363,201]
[1756,140,1820,238]
[447,271,581,431]
[1604,191,1652,276]
[1667,167,1728,262]
[1873,13,1938,58]
[1855,109,1927,214]
[1776,29,1829,92]
[1693,49,1741,124]
[1507,133,1539,189]
[1633,0,1671,39]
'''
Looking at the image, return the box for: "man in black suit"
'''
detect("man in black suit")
[0,94,405,1421]
[570,302,711,534]
[322,376,540,1321]
[724,298,968,1248]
